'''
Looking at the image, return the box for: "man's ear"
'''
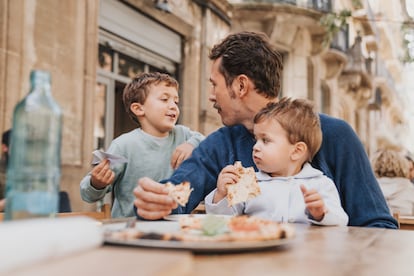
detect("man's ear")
[234,74,250,98]
[130,102,144,117]
[291,142,308,162]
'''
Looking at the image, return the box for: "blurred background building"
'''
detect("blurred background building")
[1,0,413,211]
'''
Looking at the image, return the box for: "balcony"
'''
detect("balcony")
[234,0,332,12]
[352,0,379,41]
[330,24,349,52]
[339,34,372,94]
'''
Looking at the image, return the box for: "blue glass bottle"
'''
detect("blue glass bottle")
[4,70,62,220]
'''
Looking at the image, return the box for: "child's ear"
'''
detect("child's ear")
[291,142,308,162]
[130,103,144,117]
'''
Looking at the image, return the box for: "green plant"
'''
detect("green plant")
[320,10,352,46]
[352,0,363,9]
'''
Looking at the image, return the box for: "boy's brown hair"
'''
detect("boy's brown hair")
[123,72,179,126]
[254,97,322,162]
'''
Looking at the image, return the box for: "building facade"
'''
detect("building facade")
[0,0,411,211]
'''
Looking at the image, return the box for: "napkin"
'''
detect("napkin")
[92,149,128,165]
[0,217,104,273]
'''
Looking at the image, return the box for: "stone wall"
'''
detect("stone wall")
[0,0,232,211]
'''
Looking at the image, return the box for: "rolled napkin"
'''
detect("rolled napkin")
[0,217,103,273]
[91,149,128,165]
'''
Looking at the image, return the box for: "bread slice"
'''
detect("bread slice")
[165,181,193,207]
[226,161,261,206]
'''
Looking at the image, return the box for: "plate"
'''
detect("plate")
[103,221,294,253]
[163,214,232,221]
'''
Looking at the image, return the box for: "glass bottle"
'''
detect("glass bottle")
[4,70,62,220]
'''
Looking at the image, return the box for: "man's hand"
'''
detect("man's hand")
[90,159,115,189]
[300,184,326,222]
[0,198,5,212]
[134,177,178,220]
[171,143,194,169]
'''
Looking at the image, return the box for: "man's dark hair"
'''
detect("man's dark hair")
[1,129,11,147]
[209,31,283,99]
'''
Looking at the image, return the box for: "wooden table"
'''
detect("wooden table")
[194,225,414,276]
[8,224,414,276]
[8,247,193,276]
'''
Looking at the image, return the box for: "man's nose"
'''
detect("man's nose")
[208,93,216,102]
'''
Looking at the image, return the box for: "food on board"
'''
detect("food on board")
[107,215,295,243]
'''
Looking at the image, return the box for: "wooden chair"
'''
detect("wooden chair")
[0,204,111,221]
[58,203,111,220]
[393,212,401,228]
[191,202,206,214]
[394,213,414,231]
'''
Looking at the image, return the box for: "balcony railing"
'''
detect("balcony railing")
[330,24,349,52]
[238,0,332,12]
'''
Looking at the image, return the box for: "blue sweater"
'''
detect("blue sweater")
[153,114,397,228]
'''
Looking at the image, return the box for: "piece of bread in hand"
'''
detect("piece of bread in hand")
[226,161,261,206]
[165,181,193,207]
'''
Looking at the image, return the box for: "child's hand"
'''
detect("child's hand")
[300,184,326,221]
[171,142,194,169]
[90,159,115,189]
[213,165,240,203]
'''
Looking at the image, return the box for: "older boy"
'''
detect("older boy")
[80,72,204,217]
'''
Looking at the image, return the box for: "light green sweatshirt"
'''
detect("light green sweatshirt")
[80,125,204,217]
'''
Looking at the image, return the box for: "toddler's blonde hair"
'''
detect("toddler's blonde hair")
[253,97,322,162]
